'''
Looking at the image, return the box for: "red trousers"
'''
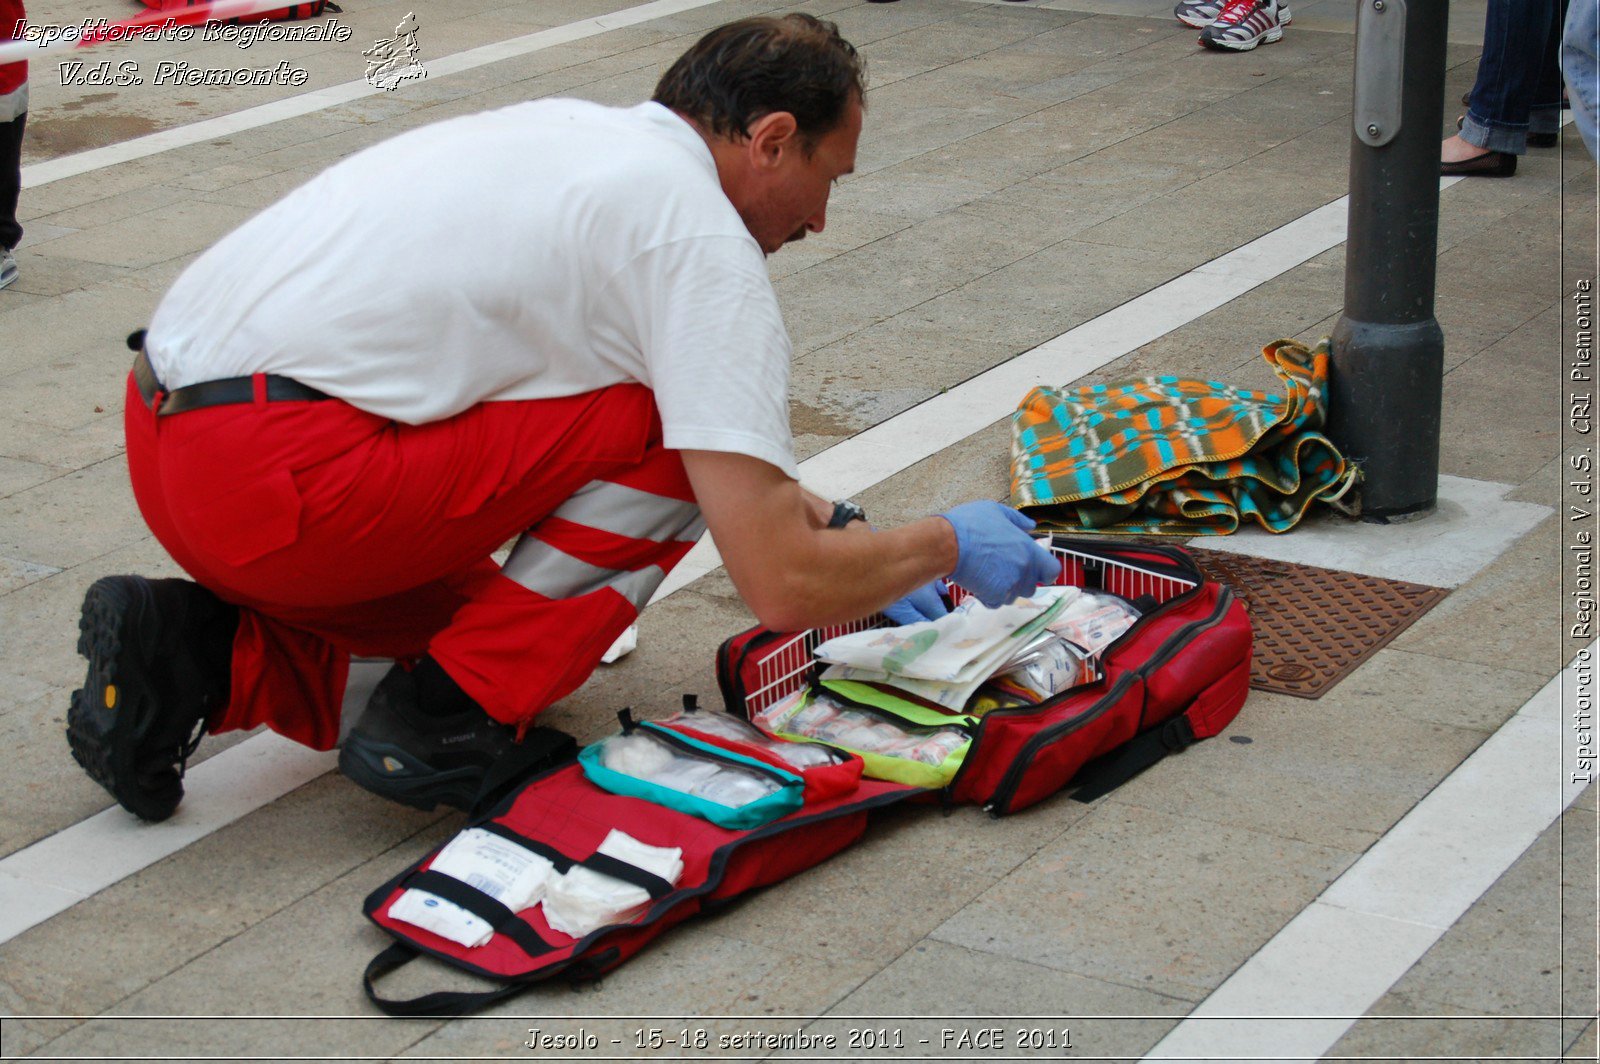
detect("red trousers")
[124,375,703,750]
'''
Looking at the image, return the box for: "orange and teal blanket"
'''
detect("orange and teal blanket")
[1010,338,1357,536]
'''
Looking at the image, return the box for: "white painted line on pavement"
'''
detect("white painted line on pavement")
[0,737,335,944]
[1144,652,1593,1061]
[19,0,726,188]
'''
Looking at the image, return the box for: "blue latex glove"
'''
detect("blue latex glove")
[938,501,1059,607]
[883,579,950,626]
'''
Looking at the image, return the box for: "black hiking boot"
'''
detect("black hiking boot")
[339,659,579,813]
[339,660,520,812]
[67,576,237,822]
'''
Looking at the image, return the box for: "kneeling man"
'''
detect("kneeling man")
[69,14,1058,821]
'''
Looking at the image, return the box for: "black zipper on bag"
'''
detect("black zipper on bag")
[633,722,799,788]
[805,678,978,738]
[982,585,1236,816]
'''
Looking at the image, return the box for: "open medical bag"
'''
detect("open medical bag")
[360,539,1248,1014]
[361,748,916,1015]
[718,538,1252,815]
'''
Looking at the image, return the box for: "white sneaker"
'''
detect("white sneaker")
[0,247,15,290]
[1200,0,1288,50]
[1179,0,1290,28]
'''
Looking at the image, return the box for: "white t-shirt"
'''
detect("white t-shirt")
[146,99,798,478]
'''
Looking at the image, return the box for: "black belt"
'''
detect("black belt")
[128,330,331,416]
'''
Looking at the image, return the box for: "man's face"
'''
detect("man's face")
[741,98,862,256]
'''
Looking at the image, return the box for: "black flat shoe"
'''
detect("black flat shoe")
[1528,131,1559,148]
[1440,149,1516,177]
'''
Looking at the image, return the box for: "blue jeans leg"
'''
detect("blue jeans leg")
[1563,0,1600,159]
[1462,0,1566,153]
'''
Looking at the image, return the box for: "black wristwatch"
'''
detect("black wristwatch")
[827,499,868,529]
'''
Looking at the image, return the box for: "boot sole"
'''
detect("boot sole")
[337,737,484,812]
[67,577,183,822]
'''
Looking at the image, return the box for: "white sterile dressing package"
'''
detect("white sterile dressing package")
[428,827,555,912]
[542,829,684,938]
[814,590,1074,682]
[387,891,494,949]
[387,828,557,948]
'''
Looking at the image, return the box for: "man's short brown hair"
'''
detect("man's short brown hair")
[652,14,866,151]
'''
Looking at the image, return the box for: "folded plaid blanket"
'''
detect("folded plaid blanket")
[1010,338,1357,535]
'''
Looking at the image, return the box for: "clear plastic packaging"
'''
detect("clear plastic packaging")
[998,633,1092,699]
[755,688,967,767]
[1048,591,1140,656]
[599,731,782,808]
[656,708,844,768]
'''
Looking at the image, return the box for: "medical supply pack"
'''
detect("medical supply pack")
[360,539,1249,1014]
[361,749,917,1015]
[718,538,1252,814]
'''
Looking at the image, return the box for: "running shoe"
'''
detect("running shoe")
[1200,0,1288,50]
[0,247,16,290]
[1178,0,1289,28]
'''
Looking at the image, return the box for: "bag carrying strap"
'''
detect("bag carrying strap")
[468,726,579,818]
[401,870,556,959]
[363,941,530,1017]
[473,820,676,899]
[1069,713,1196,803]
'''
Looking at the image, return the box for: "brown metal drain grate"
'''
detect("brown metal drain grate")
[1184,548,1450,699]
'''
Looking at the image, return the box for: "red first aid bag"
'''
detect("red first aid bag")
[361,759,916,1015]
[718,538,1252,816]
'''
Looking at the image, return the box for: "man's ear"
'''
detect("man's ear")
[745,111,800,172]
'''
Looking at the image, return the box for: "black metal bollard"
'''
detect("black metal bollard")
[1327,0,1451,519]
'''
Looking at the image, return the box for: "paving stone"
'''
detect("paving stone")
[1570,1020,1598,1059]
[0,283,159,375]
[855,418,1016,527]
[0,533,176,692]
[4,344,143,436]
[1106,650,1538,852]
[832,939,1188,1057]
[1390,512,1568,674]
[0,252,134,299]
[0,456,145,571]
[1507,448,1574,505]
[0,407,126,471]
[0,773,445,1023]
[791,318,1021,434]
[195,167,323,210]
[26,198,258,270]
[931,802,1358,1000]
[702,804,1024,966]
[1327,809,1595,1057]
[1441,307,1564,486]
[1330,995,1569,1061]
[33,184,192,232]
